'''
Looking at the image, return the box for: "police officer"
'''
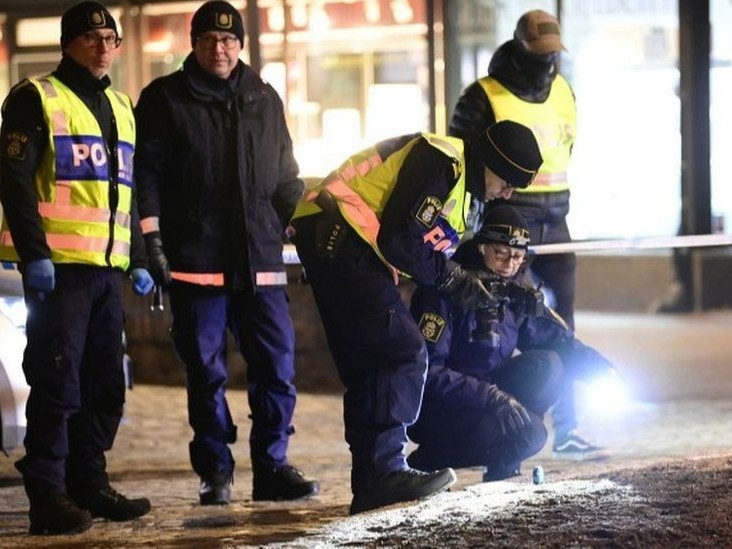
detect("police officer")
[0,1,154,535]
[291,121,543,514]
[407,206,615,479]
[134,0,318,505]
[448,10,600,458]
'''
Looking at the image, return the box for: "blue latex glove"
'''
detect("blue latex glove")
[25,258,55,293]
[131,268,154,296]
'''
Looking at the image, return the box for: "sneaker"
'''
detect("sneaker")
[199,472,233,505]
[28,493,93,535]
[70,484,151,521]
[252,465,319,501]
[350,467,457,515]
[552,430,609,461]
[482,463,521,482]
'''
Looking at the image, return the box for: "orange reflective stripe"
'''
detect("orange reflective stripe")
[140,216,160,234]
[532,172,568,187]
[0,230,13,246]
[52,110,69,135]
[45,233,130,256]
[38,202,130,227]
[321,177,399,285]
[170,271,225,286]
[54,182,72,204]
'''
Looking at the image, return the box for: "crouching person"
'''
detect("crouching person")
[407,206,614,481]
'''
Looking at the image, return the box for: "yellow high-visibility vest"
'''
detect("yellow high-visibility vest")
[0,75,135,269]
[478,74,576,193]
[293,134,470,282]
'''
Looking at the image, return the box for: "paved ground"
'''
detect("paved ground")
[1,311,732,546]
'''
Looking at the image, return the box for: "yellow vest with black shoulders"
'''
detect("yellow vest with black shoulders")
[293,133,470,282]
[478,74,576,193]
[0,75,135,269]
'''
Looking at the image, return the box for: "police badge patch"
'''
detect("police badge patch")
[216,12,233,29]
[418,312,446,343]
[415,196,443,228]
[1,131,30,160]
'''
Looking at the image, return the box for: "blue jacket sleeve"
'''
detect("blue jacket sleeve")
[517,308,614,381]
[377,138,462,287]
[411,285,496,411]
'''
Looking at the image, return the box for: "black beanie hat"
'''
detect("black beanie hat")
[190,1,245,48]
[474,205,531,249]
[471,120,543,189]
[61,1,118,49]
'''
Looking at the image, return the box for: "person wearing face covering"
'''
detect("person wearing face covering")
[448,10,604,461]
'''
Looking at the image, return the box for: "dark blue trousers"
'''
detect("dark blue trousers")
[168,283,296,479]
[408,350,563,471]
[293,215,428,496]
[16,266,125,496]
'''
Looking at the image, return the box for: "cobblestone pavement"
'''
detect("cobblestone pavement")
[2,311,732,546]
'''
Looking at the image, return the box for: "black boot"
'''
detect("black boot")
[70,484,151,521]
[28,493,93,535]
[252,465,319,501]
[350,467,457,515]
[199,471,233,505]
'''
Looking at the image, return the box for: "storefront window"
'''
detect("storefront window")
[258,0,429,178]
[562,1,679,239]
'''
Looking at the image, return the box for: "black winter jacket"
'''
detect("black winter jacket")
[134,55,303,290]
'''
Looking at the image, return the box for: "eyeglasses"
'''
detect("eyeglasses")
[81,32,122,49]
[489,244,526,264]
[197,35,240,50]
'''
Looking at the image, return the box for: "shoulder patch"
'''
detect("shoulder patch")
[1,131,30,160]
[415,196,443,228]
[418,312,446,343]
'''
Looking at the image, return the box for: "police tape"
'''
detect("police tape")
[282,233,732,264]
[530,233,732,255]
[4,235,730,270]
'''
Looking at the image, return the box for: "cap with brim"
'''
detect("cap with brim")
[474,205,531,249]
[514,9,567,55]
[473,120,543,189]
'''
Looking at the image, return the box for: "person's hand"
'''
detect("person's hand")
[485,385,532,436]
[143,232,171,287]
[439,266,493,309]
[25,258,55,292]
[130,268,154,296]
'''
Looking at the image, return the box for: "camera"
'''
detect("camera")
[470,276,545,345]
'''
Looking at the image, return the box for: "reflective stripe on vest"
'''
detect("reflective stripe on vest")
[168,271,287,287]
[479,74,576,193]
[293,133,469,282]
[0,75,136,269]
[171,272,225,286]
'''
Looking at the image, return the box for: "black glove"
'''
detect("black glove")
[439,266,493,309]
[485,385,532,437]
[143,232,171,288]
